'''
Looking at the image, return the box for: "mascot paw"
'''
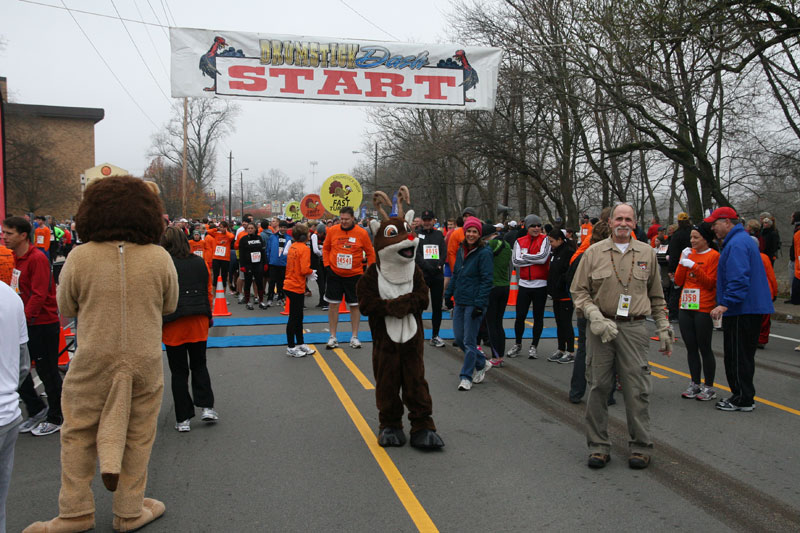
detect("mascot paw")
[378,427,406,447]
[22,514,95,533]
[410,429,445,450]
[102,472,119,491]
[112,498,165,532]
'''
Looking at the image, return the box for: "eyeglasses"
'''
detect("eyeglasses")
[530,224,542,228]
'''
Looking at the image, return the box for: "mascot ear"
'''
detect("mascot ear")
[405,209,415,225]
[370,218,381,237]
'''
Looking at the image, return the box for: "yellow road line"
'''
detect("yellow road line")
[649,361,800,416]
[334,347,375,390]
[310,347,438,532]
[651,372,669,379]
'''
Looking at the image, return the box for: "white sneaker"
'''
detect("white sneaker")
[458,379,472,391]
[287,346,305,357]
[349,336,362,349]
[19,407,48,433]
[506,344,522,357]
[31,421,61,436]
[430,336,446,347]
[265,299,273,307]
[528,345,539,359]
[175,419,191,432]
[298,344,316,355]
[326,336,339,349]
[201,408,219,422]
[473,359,492,384]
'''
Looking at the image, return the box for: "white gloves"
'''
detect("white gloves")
[282,246,290,256]
[585,305,618,343]
[681,247,691,258]
[679,257,695,269]
[655,318,675,355]
[307,269,318,282]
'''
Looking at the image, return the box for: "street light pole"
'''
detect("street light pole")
[374,142,378,193]
[228,152,233,224]
[240,170,245,218]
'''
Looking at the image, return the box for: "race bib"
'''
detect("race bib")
[193,250,204,258]
[214,245,226,258]
[680,288,700,310]
[657,245,668,254]
[50,234,55,241]
[336,253,353,269]
[10,269,20,294]
[250,251,262,263]
[423,245,439,260]
[36,235,44,245]
[582,228,588,236]
[617,294,631,316]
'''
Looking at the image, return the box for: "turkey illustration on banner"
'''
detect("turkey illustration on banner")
[284,201,302,220]
[320,174,362,215]
[300,194,325,219]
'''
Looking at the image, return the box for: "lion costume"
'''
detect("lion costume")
[24,176,178,533]
[356,187,444,449]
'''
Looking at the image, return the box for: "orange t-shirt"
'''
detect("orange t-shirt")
[674,248,719,313]
[579,223,592,243]
[570,231,593,264]
[189,238,206,260]
[322,224,375,277]
[0,245,14,285]
[284,242,313,294]
[33,226,51,249]
[162,268,214,346]
[762,253,777,299]
[446,227,465,270]
[207,228,234,260]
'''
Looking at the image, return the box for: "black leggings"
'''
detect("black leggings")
[486,285,509,358]
[243,266,265,302]
[211,259,229,288]
[678,310,715,385]
[425,276,444,337]
[268,265,286,301]
[18,322,63,424]
[514,285,548,346]
[316,263,327,306]
[165,341,214,423]
[285,290,305,347]
[553,299,574,352]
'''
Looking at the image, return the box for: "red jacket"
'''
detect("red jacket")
[14,245,59,325]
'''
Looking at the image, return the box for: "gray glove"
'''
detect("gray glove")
[585,304,618,343]
[655,318,675,355]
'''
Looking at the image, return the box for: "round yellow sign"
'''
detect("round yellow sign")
[284,201,302,220]
[320,174,363,215]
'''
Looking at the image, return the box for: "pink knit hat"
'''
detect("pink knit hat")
[463,216,482,236]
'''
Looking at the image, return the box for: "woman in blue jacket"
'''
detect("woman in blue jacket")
[444,216,494,391]
[266,220,292,306]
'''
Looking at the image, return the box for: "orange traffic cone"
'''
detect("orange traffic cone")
[280,298,290,316]
[338,299,349,314]
[507,270,518,306]
[57,327,71,367]
[212,275,232,317]
[63,321,75,337]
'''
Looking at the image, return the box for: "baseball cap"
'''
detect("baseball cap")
[508,220,518,227]
[421,210,435,220]
[677,212,689,221]
[494,223,504,230]
[179,218,188,223]
[703,206,738,223]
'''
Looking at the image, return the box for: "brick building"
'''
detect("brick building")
[1,76,104,219]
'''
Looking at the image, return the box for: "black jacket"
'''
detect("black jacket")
[547,242,574,300]
[761,226,780,261]
[667,225,692,273]
[239,234,266,267]
[415,227,446,279]
[163,255,211,323]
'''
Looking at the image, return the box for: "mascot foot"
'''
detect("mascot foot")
[102,472,119,491]
[23,514,95,533]
[112,498,165,533]
[410,429,445,450]
[378,427,406,447]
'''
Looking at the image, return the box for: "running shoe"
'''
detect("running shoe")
[237,295,245,305]
[31,421,61,436]
[258,301,268,310]
[715,398,755,412]
[350,336,362,349]
[695,385,717,401]
[458,379,472,391]
[681,382,701,399]
[430,336,446,347]
[473,359,492,384]
[287,346,306,358]
[297,344,316,355]
[201,408,219,422]
[528,345,539,359]
[246,302,254,310]
[175,419,191,432]
[19,407,48,434]
[506,344,522,358]
[326,336,339,349]
[322,305,329,311]
[265,299,273,308]
[558,353,575,364]
[490,358,504,367]
[547,350,563,362]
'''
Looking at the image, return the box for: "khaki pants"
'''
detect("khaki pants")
[585,320,653,454]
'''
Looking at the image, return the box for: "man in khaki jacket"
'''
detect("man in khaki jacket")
[570,203,673,470]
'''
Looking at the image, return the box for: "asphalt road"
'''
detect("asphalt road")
[9,287,800,532]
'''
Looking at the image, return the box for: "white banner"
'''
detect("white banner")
[171,28,501,111]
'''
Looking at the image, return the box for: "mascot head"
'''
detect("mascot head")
[75,175,165,245]
[370,186,417,282]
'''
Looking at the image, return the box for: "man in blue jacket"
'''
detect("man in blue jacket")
[266,220,292,306]
[707,207,774,412]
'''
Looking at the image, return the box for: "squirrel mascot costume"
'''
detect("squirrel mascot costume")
[356,187,444,449]
[24,176,179,533]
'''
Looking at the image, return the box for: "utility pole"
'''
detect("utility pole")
[240,170,245,219]
[374,142,378,192]
[228,152,233,224]
[181,97,188,218]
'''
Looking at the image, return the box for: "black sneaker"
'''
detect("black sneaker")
[715,398,754,412]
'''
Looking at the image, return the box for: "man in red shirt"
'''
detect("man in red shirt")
[1,216,63,436]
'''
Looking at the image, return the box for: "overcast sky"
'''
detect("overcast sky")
[1,0,455,196]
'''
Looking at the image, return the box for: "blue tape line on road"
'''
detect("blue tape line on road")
[211,310,554,327]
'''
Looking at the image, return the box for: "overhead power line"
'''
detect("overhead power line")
[133,0,170,78]
[20,0,167,28]
[338,0,401,41]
